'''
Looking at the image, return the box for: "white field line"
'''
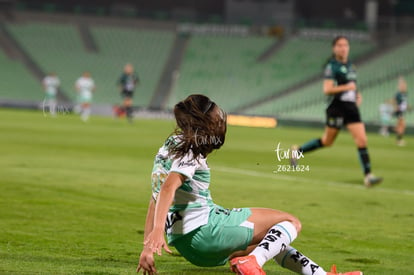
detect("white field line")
[214,166,414,196]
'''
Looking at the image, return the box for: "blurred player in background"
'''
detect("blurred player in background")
[75,72,95,122]
[292,36,382,187]
[118,63,139,122]
[393,76,409,146]
[378,99,394,136]
[42,72,60,116]
[137,94,362,275]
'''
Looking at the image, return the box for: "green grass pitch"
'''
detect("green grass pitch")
[1,108,413,274]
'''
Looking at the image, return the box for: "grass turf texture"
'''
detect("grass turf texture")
[1,108,413,275]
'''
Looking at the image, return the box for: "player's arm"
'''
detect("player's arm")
[137,198,156,274]
[143,198,156,240]
[147,172,183,253]
[323,79,356,95]
[137,172,184,274]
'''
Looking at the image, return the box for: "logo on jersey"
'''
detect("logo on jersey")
[178,160,196,168]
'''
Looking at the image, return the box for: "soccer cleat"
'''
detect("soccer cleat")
[230,255,266,275]
[396,139,406,146]
[328,264,363,275]
[364,173,383,188]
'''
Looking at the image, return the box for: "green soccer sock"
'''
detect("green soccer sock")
[299,138,323,153]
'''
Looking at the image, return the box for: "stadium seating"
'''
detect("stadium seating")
[5,22,175,106]
[91,26,174,106]
[2,19,411,126]
[168,35,374,112]
[5,22,84,102]
[359,71,414,125]
[246,38,414,125]
[0,50,43,102]
[167,35,275,111]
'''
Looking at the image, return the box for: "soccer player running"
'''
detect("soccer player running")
[137,94,362,275]
[118,63,139,122]
[393,76,409,146]
[75,72,95,122]
[42,72,60,116]
[292,36,382,187]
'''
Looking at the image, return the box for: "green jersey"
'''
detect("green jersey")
[324,58,357,105]
[151,136,215,244]
[119,73,139,92]
[395,91,408,112]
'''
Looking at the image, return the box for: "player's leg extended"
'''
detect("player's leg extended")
[291,127,339,166]
[274,246,363,275]
[299,127,339,153]
[347,122,382,186]
[230,209,362,275]
[347,122,371,176]
[230,208,300,274]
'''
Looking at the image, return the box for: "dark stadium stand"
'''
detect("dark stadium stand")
[167,35,375,112]
[3,21,175,106]
[245,37,414,125]
[0,11,412,127]
[0,49,42,102]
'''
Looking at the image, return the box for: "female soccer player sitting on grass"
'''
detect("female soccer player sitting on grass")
[137,94,362,275]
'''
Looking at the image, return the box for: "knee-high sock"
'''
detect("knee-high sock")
[274,246,326,275]
[357,147,371,175]
[299,138,323,153]
[250,221,298,267]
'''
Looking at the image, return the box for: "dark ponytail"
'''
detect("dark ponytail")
[170,94,227,160]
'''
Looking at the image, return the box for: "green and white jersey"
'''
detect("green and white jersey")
[75,77,95,101]
[151,136,215,244]
[43,75,60,99]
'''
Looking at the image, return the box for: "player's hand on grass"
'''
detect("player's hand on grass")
[137,247,157,275]
[137,229,172,274]
[144,228,172,256]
